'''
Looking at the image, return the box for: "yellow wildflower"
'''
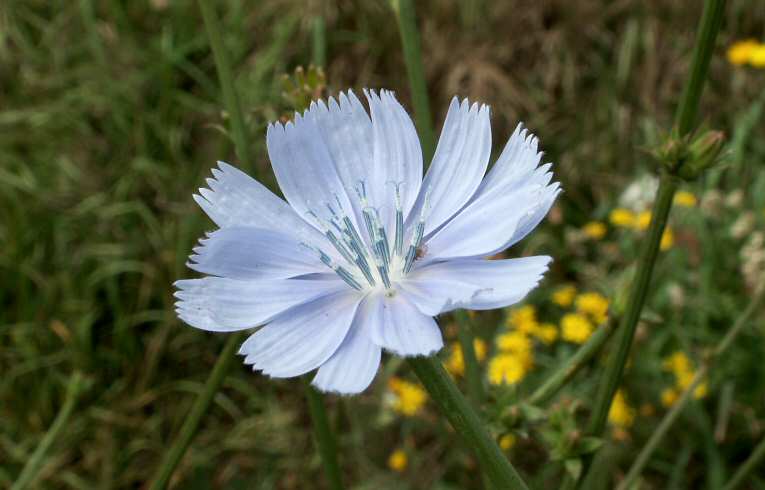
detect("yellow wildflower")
[507,305,537,329]
[662,351,691,374]
[388,377,427,416]
[608,389,635,428]
[575,292,609,324]
[534,322,559,345]
[552,284,577,307]
[636,210,652,231]
[496,331,532,354]
[661,387,678,407]
[609,208,636,228]
[388,449,408,472]
[444,339,488,376]
[488,354,527,385]
[660,227,674,250]
[674,191,697,207]
[693,381,708,399]
[750,45,765,68]
[727,39,759,65]
[561,313,594,344]
[583,221,607,240]
[499,433,516,450]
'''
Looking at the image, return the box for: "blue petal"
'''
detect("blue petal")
[239,291,362,378]
[401,256,551,314]
[408,97,491,236]
[187,227,324,280]
[174,275,347,332]
[422,125,559,260]
[311,314,382,395]
[194,162,328,247]
[364,291,443,357]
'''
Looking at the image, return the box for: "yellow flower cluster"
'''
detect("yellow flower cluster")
[608,207,675,250]
[552,284,577,307]
[727,39,765,67]
[388,377,427,416]
[444,339,487,377]
[387,448,408,472]
[488,305,557,386]
[561,312,593,344]
[559,291,609,344]
[575,291,609,324]
[499,433,516,450]
[608,389,635,428]
[674,191,697,207]
[583,221,607,240]
[660,351,708,407]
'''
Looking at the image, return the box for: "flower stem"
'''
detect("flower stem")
[389,0,436,162]
[582,0,725,458]
[197,0,250,167]
[586,172,679,438]
[617,276,765,490]
[149,334,242,490]
[527,319,615,407]
[304,381,344,490]
[12,372,86,490]
[455,310,484,406]
[408,356,530,490]
[722,436,765,490]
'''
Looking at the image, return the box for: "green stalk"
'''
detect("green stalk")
[455,310,484,405]
[150,3,253,487]
[723,436,765,490]
[311,16,327,67]
[389,0,436,162]
[304,382,344,490]
[408,356,530,490]
[12,372,86,490]
[527,319,615,407]
[586,172,678,437]
[582,0,725,457]
[618,276,765,490]
[149,335,241,490]
[197,0,250,167]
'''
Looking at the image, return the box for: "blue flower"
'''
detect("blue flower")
[175,90,559,394]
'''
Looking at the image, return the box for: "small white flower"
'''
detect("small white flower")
[175,90,559,394]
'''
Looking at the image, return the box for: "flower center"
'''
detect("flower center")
[301,181,429,292]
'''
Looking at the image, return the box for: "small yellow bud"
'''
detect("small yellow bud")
[388,449,408,472]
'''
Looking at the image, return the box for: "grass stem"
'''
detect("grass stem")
[12,372,86,490]
[304,382,344,490]
[149,335,242,490]
[455,310,484,406]
[389,0,436,162]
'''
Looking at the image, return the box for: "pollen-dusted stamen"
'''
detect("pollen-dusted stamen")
[404,188,431,273]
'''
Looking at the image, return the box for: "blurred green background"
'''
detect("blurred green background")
[2,0,765,488]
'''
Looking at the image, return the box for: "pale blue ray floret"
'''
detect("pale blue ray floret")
[175,89,560,394]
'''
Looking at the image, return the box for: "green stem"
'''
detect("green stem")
[389,0,436,162]
[528,319,615,407]
[408,357,529,490]
[723,436,765,490]
[673,0,726,136]
[149,334,242,490]
[618,276,765,490]
[456,310,484,405]
[304,382,344,490]
[197,0,250,167]
[311,16,327,67]
[586,172,678,437]
[12,372,86,490]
